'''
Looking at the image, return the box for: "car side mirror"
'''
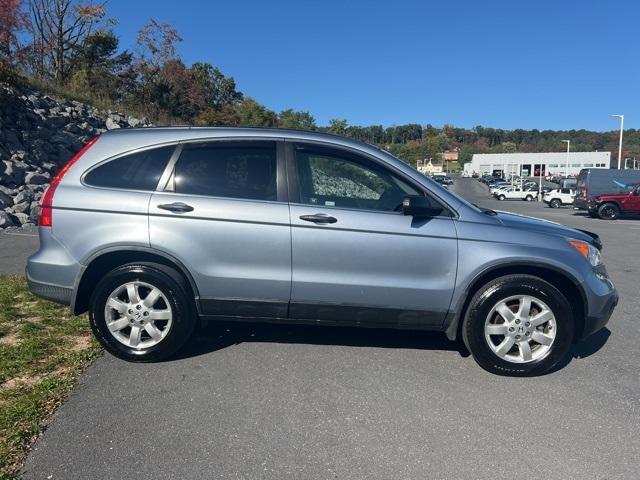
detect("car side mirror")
[402,196,443,218]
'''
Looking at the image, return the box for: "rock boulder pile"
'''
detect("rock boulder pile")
[0,82,151,229]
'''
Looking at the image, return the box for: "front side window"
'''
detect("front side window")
[173,142,277,201]
[84,145,174,191]
[295,146,421,212]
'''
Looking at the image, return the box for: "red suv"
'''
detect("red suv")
[588,183,640,219]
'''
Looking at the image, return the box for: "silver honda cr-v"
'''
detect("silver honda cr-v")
[26,128,618,376]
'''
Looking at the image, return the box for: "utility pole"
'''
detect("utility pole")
[561,140,570,176]
[610,114,624,169]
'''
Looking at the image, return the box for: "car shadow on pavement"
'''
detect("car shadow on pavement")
[170,321,469,361]
[170,321,611,372]
[546,327,612,374]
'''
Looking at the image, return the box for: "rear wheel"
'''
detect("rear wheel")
[89,263,196,362]
[462,275,574,376]
[598,202,620,220]
[549,199,561,208]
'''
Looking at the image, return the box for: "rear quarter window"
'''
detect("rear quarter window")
[84,145,175,191]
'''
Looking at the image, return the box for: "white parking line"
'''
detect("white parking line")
[4,232,38,237]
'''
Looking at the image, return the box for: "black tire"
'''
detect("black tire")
[498,194,505,201]
[525,195,533,202]
[549,199,561,208]
[598,202,620,220]
[462,274,574,376]
[89,262,196,362]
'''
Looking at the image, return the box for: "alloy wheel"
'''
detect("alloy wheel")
[484,295,556,363]
[104,281,173,349]
[599,205,618,219]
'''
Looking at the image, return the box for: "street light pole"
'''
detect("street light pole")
[610,114,624,169]
[561,139,570,176]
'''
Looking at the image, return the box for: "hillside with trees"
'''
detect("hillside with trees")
[1,0,639,169]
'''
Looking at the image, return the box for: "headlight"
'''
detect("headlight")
[568,239,601,266]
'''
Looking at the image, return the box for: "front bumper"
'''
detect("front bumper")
[579,267,618,340]
[582,289,618,339]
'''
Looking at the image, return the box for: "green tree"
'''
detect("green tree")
[238,98,277,127]
[69,30,132,100]
[328,118,348,135]
[278,109,316,130]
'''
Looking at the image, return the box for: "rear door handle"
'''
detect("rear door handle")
[299,214,337,224]
[157,202,194,213]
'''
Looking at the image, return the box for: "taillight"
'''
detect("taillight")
[39,136,99,227]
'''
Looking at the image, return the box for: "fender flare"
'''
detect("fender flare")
[443,261,587,341]
[71,245,200,315]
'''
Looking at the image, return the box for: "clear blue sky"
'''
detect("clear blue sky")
[108,0,637,131]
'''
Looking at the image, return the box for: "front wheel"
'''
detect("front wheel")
[498,194,505,201]
[525,195,534,202]
[598,202,620,220]
[89,263,196,362]
[549,199,561,208]
[462,275,574,376]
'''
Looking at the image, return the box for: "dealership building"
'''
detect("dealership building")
[464,151,611,177]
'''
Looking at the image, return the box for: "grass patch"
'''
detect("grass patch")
[0,276,101,480]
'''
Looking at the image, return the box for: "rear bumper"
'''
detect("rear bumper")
[25,228,81,307]
[25,274,73,305]
[574,198,588,210]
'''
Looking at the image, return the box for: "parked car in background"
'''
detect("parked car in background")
[587,183,640,219]
[575,168,640,210]
[543,188,576,208]
[480,175,499,184]
[494,186,537,201]
[489,182,511,194]
[26,127,618,376]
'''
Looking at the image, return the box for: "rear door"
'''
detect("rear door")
[287,142,458,328]
[149,139,291,318]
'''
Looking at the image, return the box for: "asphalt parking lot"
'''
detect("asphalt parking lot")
[7,178,640,479]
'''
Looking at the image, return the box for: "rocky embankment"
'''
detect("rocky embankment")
[0,82,150,229]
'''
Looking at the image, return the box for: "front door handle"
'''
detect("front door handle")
[157,202,194,213]
[299,214,337,224]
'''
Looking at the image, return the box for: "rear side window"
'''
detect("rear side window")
[84,145,174,191]
[172,142,277,201]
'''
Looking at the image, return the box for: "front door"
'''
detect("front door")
[287,142,458,328]
[149,140,291,318]
[622,185,640,213]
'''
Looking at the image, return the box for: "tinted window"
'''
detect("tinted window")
[295,146,420,212]
[84,145,174,191]
[173,142,277,201]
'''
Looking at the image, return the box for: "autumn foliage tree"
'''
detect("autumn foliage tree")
[0,0,29,66]
[29,0,106,81]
